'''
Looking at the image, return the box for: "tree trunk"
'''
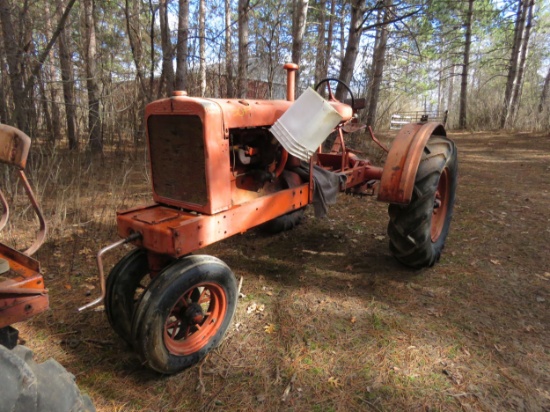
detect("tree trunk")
[324,0,336,79]
[199,0,206,96]
[159,0,175,96]
[538,66,550,113]
[82,0,102,153]
[44,2,62,145]
[37,70,54,142]
[237,0,250,97]
[458,0,474,130]
[125,0,151,100]
[148,0,157,94]
[0,1,28,132]
[365,2,390,128]
[0,55,9,124]
[291,0,309,93]
[225,0,234,97]
[509,0,535,125]
[447,63,455,113]
[336,0,365,100]
[57,0,78,149]
[437,58,444,112]
[175,0,189,92]
[314,0,326,86]
[500,0,527,128]
[21,0,77,136]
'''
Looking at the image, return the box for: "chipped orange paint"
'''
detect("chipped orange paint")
[116,184,310,258]
[377,122,447,205]
[0,243,48,328]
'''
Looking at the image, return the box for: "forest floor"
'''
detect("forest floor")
[8,130,550,411]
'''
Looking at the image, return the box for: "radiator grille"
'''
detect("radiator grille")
[148,115,207,206]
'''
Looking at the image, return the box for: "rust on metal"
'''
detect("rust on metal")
[0,189,9,231]
[368,126,389,153]
[0,125,47,256]
[0,124,31,169]
[283,63,299,102]
[377,122,446,205]
[116,184,309,258]
[17,170,47,256]
[0,243,48,328]
[78,232,141,312]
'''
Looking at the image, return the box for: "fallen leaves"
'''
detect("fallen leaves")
[264,323,277,334]
[78,247,93,256]
[328,376,342,388]
[246,302,265,314]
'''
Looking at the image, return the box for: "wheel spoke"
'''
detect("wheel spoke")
[197,290,210,304]
[174,296,189,310]
[166,320,179,330]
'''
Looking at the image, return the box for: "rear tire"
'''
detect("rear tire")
[260,207,306,234]
[0,345,95,412]
[387,136,457,268]
[260,170,306,234]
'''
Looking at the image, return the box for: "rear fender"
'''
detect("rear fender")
[377,122,446,205]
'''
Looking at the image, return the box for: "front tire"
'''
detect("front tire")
[105,249,154,346]
[132,255,237,374]
[387,136,457,268]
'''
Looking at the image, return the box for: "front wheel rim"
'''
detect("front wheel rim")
[431,168,450,242]
[163,282,227,355]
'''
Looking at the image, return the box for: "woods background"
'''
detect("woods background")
[0,0,548,154]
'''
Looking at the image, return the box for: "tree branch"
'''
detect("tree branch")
[25,0,77,95]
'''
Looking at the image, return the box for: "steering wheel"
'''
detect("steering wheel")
[314,78,355,109]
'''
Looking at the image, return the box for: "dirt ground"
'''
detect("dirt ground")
[11,130,550,411]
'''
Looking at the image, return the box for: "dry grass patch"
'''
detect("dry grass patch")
[3,131,549,411]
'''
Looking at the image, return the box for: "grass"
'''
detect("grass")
[3,131,550,411]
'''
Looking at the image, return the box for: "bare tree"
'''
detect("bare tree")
[500,0,535,128]
[509,0,535,125]
[314,0,336,85]
[175,0,189,92]
[366,1,391,127]
[458,0,474,130]
[44,3,62,145]
[291,0,309,93]
[225,0,234,97]
[0,47,9,124]
[57,0,78,149]
[0,1,28,131]
[125,0,152,100]
[237,0,250,97]
[82,0,102,153]
[199,0,206,96]
[336,0,366,100]
[159,0,175,96]
[538,66,550,113]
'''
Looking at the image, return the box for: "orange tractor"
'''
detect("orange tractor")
[82,64,457,374]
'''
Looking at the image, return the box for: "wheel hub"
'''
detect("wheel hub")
[183,302,205,325]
